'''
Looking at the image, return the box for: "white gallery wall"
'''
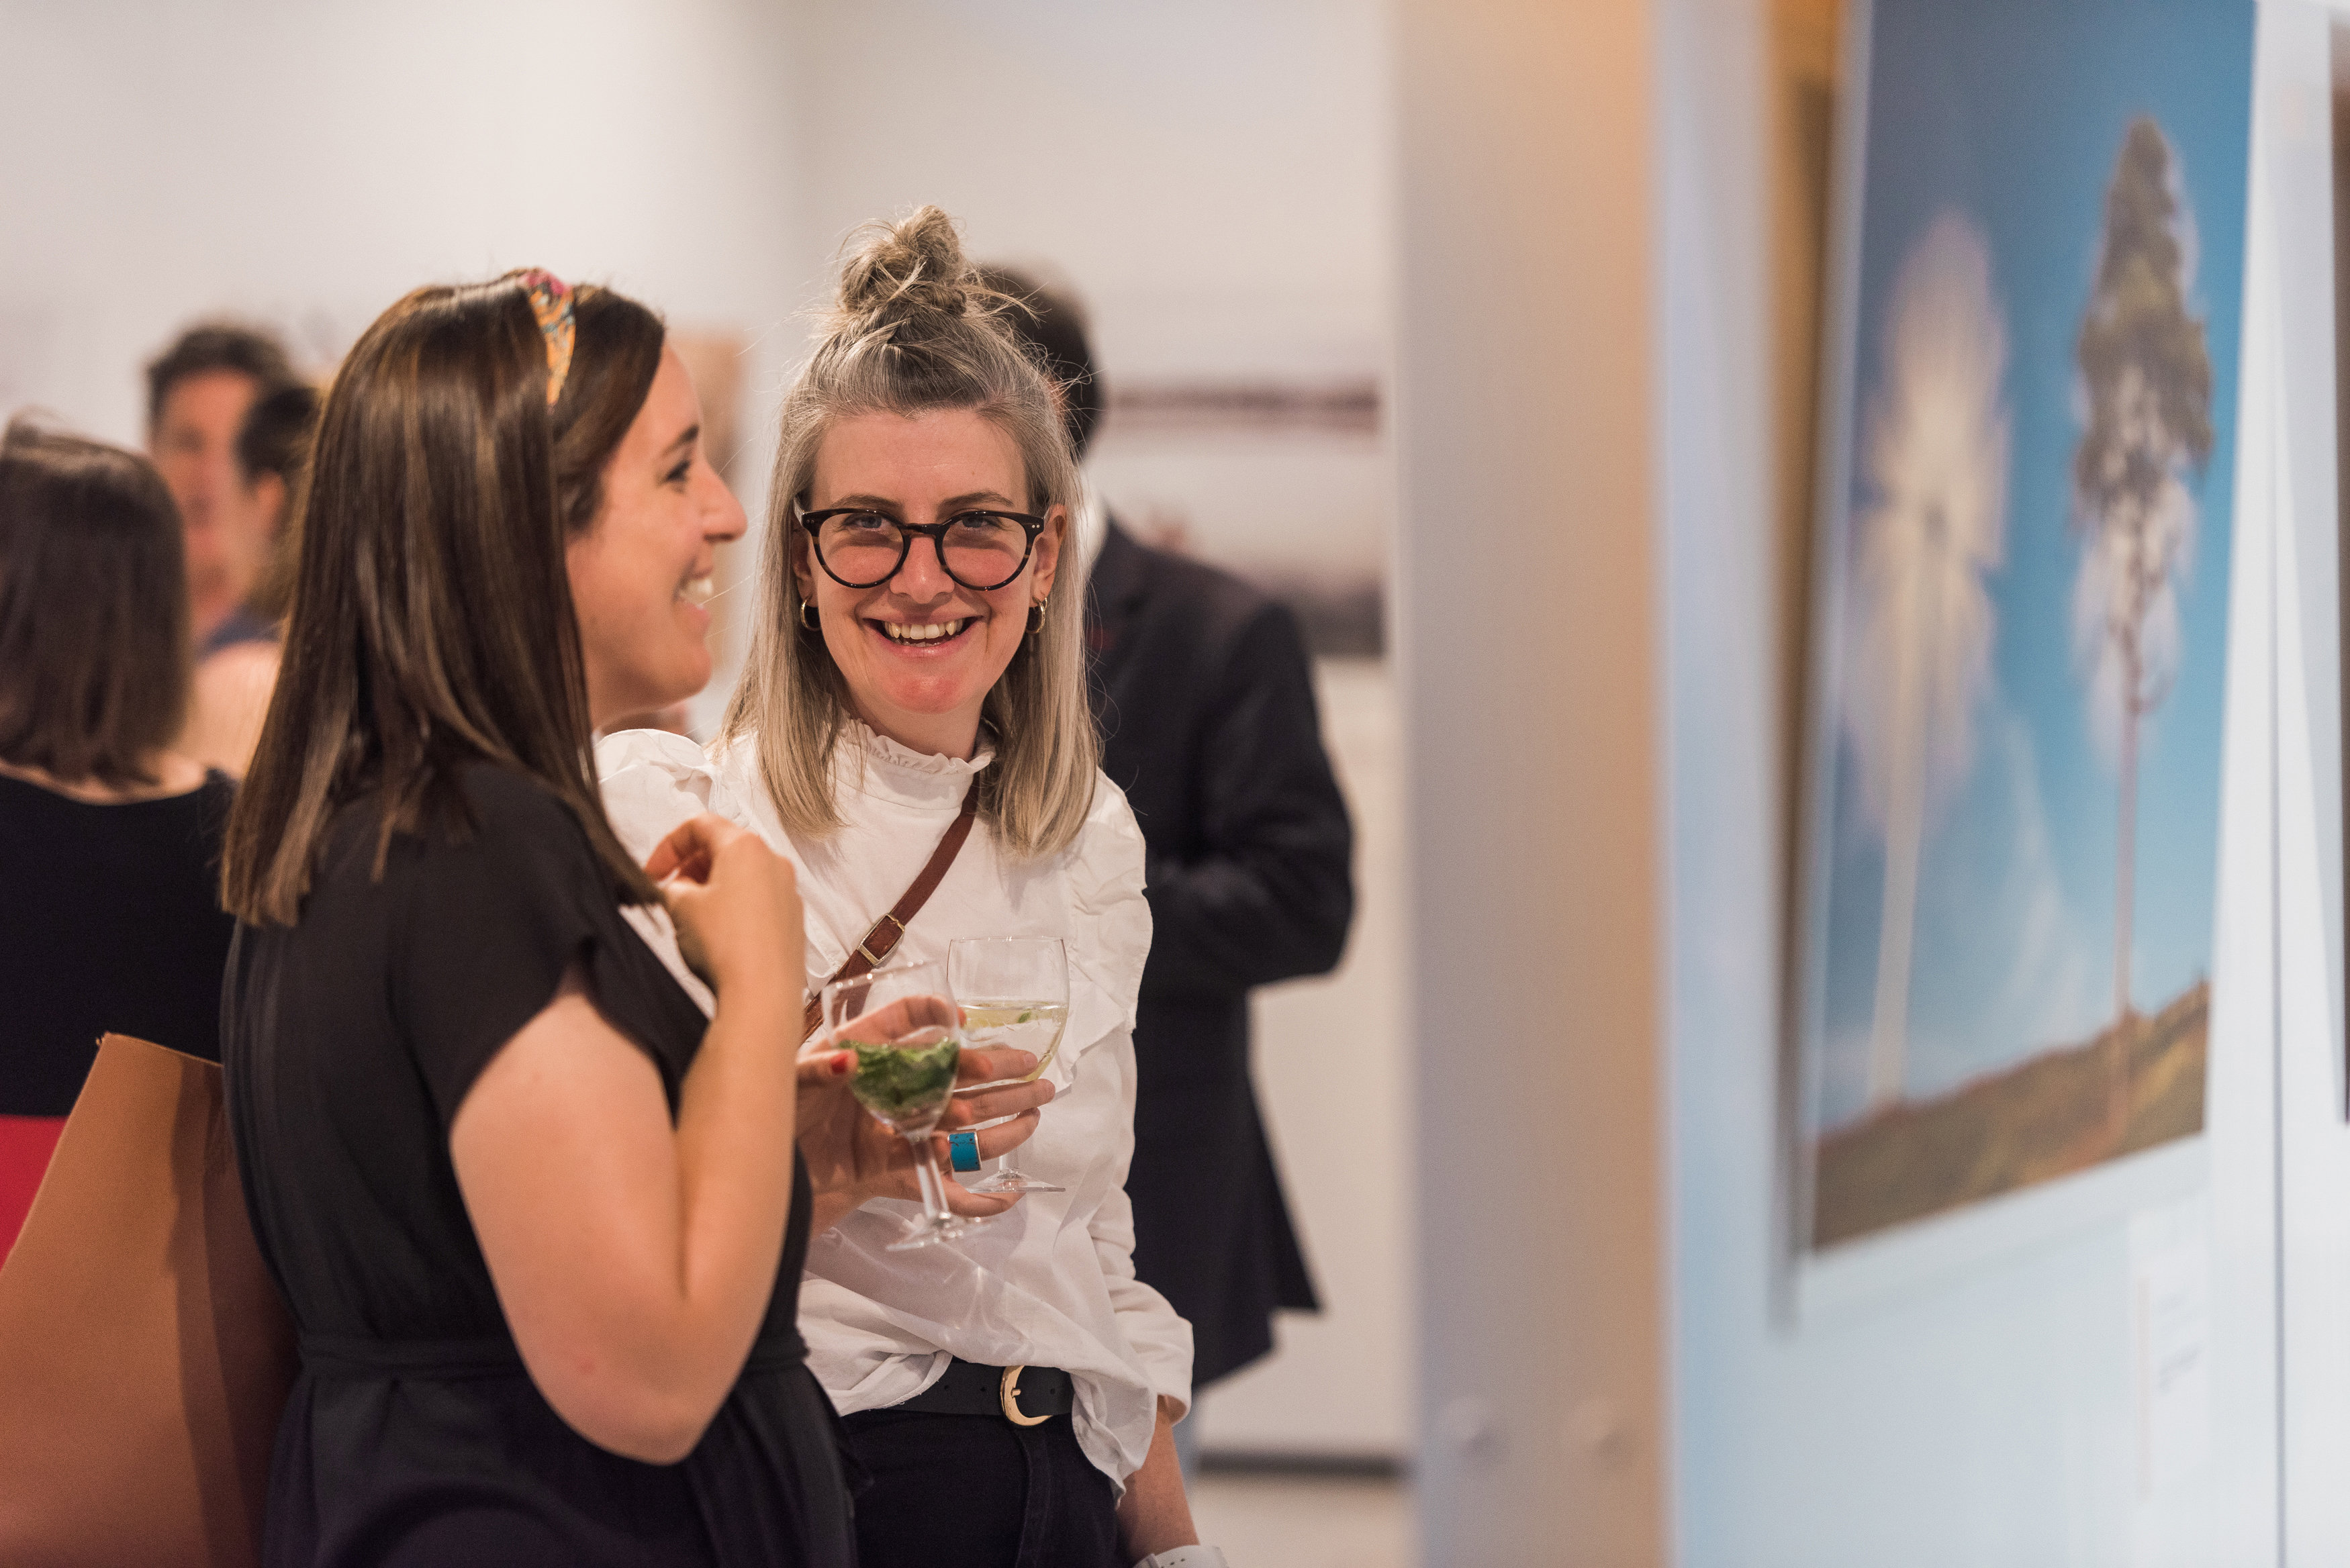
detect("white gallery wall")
[1660,1,2312,1563]
[0,0,805,717]
[0,0,801,442]
[2275,2,2350,1559]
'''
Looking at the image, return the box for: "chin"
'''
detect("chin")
[878,674,987,716]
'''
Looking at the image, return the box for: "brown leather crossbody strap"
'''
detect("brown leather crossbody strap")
[800,777,982,1042]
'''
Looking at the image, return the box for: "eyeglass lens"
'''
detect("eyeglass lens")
[816,513,1031,591]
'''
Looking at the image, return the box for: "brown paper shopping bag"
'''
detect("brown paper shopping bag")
[0,1034,295,1567]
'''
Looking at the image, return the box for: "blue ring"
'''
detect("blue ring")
[948,1130,982,1173]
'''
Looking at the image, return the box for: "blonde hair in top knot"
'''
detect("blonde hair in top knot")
[833,205,987,324]
[725,205,1098,861]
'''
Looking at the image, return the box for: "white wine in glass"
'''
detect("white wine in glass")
[958,1003,1070,1080]
[948,938,1069,1195]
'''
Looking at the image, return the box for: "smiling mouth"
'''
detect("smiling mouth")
[678,575,714,606]
[876,617,972,645]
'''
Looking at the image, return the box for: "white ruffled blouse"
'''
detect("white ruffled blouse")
[595,724,1191,1487]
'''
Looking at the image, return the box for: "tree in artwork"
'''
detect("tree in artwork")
[2070,116,2214,1147]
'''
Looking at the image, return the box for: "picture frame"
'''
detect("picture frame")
[1783,0,2256,1293]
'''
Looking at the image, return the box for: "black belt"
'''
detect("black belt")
[302,1334,522,1381]
[896,1359,1075,1425]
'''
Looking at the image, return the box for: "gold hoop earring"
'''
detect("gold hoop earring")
[800,601,818,632]
[1026,597,1048,636]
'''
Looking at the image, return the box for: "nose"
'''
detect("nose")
[890,530,955,603]
[702,481,747,548]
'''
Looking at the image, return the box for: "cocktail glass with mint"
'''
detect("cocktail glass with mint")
[821,959,982,1252]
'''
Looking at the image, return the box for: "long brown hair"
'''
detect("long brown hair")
[222,275,666,926]
[0,419,191,787]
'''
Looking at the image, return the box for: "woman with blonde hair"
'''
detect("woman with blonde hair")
[600,208,1211,1567]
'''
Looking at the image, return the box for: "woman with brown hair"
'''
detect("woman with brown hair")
[220,271,1048,1566]
[0,420,233,1257]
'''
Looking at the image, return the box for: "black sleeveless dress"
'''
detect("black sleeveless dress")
[222,764,852,1567]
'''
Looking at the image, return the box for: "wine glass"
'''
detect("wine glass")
[822,958,984,1251]
[947,936,1070,1195]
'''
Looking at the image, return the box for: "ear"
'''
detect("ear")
[789,524,820,602]
[1030,505,1068,601]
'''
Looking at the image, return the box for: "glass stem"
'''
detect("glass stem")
[906,1130,950,1224]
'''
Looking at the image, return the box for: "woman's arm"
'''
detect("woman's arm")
[451,814,802,1465]
[1117,1398,1201,1559]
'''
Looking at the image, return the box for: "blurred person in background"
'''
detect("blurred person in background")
[602,209,1213,1568]
[985,267,1355,1462]
[181,381,317,775]
[144,322,298,656]
[0,419,234,1261]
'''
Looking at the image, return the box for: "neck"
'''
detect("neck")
[0,752,206,803]
[853,700,982,761]
[190,585,241,647]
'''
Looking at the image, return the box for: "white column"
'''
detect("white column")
[1395,2,1668,1563]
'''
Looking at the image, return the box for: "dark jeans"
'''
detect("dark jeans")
[841,1408,1119,1568]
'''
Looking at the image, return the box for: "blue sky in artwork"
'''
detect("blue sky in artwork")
[1810,0,2254,1131]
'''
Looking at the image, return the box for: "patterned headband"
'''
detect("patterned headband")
[518,268,575,407]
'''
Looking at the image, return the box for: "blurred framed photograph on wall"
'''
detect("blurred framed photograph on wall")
[1785,0,2255,1279]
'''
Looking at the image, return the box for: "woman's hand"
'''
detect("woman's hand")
[647,813,800,1004]
[796,1005,1055,1232]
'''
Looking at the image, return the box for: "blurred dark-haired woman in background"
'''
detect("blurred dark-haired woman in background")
[0,419,234,1258]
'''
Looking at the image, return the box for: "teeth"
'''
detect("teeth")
[883,619,967,643]
[679,575,714,605]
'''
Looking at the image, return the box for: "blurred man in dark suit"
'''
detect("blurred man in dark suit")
[983,269,1356,1430]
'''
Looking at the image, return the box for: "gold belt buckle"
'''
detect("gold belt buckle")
[999,1363,1049,1426]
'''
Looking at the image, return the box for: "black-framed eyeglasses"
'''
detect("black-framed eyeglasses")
[798,507,1048,593]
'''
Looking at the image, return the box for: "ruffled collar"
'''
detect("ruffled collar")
[849,719,994,776]
[835,719,994,808]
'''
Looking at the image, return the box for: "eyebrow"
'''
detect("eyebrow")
[827,489,1021,511]
[661,424,700,463]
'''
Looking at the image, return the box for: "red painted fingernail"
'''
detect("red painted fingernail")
[831,1052,851,1075]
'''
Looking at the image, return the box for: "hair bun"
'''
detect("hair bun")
[835,205,983,326]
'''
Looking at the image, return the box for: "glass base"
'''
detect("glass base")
[967,1169,1065,1195]
[886,1210,992,1252]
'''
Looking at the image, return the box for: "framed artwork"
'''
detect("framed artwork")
[1090,374,1388,657]
[1789,0,2255,1255]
